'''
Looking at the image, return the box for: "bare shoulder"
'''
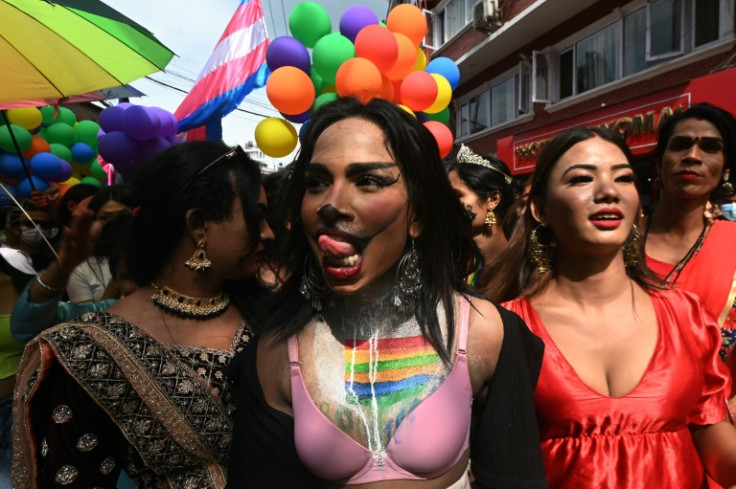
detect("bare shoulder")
[459,294,504,394]
[257,329,293,416]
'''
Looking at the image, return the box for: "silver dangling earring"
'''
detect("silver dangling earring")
[300,255,330,312]
[393,238,422,313]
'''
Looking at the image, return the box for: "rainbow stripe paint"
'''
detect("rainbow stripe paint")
[344,335,443,408]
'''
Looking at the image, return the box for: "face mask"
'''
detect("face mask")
[19,226,57,247]
[721,203,736,221]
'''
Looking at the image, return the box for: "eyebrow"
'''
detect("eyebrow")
[305,161,398,178]
[562,163,632,176]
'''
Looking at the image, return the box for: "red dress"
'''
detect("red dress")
[647,220,736,366]
[503,289,730,489]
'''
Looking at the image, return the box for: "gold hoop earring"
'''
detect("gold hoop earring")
[185,239,212,272]
[623,224,642,268]
[528,226,556,274]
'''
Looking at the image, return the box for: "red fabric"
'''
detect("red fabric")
[503,289,729,489]
[646,220,736,331]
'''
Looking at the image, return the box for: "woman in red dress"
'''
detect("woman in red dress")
[644,104,736,377]
[483,126,736,488]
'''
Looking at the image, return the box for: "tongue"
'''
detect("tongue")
[318,234,358,257]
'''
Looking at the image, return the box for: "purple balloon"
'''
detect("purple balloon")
[281,109,311,124]
[122,105,162,142]
[149,106,178,137]
[50,160,73,183]
[98,105,128,133]
[339,5,379,42]
[166,135,181,146]
[98,131,138,167]
[266,36,311,73]
[30,152,62,179]
[136,137,171,165]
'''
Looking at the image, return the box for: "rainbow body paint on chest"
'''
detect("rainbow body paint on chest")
[344,335,443,408]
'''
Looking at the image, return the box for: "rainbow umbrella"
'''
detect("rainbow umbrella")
[0,0,174,105]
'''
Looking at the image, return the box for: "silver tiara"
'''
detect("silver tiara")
[456,144,512,185]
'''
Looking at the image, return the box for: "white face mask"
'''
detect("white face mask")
[721,203,736,221]
[19,226,57,247]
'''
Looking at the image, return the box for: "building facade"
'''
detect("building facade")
[408,0,735,198]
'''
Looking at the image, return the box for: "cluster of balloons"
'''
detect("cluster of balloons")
[256,2,460,159]
[97,104,180,177]
[0,106,107,202]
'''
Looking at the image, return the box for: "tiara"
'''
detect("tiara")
[456,144,512,185]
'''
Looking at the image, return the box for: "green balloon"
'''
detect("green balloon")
[49,143,73,163]
[56,107,77,127]
[312,33,355,85]
[426,107,450,126]
[75,120,101,147]
[0,124,32,153]
[310,66,328,95]
[289,1,331,48]
[81,176,103,188]
[37,128,48,141]
[89,159,107,180]
[40,106,56,125]
[46,122,76,147]
[313,92,339,111]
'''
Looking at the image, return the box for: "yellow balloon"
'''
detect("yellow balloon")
[7,107,43,130]
[255,118,298,158]
[425,74,452,114]
[397,104,416,117]
[60,176,81,186]
[413,47,427,72]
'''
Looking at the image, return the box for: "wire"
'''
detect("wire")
[0,182,59,261]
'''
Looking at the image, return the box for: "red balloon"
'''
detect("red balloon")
[335,58,382,103]
[400,71,438,112]
[423,121,454,159]
[354,25,399,73]
[266,66,316,115]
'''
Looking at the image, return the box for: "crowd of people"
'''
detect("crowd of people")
[0,98,735,489]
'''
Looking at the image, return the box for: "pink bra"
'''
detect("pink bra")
[287,299,472,484]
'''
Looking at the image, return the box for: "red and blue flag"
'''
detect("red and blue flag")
[175,0,270,140]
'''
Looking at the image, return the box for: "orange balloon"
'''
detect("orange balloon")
[335,58,383,103]
[266,66,316,115]
[400,71,438,112]
[22,135,51,160]
[384,33,417,81]
[354,25,398,73]
[386,4,427,46]
[378,75,395,101]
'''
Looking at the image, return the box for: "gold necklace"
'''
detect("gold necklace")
[151,283,230,319]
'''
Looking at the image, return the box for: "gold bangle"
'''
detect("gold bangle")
[36,275,63,294]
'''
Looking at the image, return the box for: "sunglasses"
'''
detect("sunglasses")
[173,146,249,200]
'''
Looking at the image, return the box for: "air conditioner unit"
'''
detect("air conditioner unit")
[473,0,502,32]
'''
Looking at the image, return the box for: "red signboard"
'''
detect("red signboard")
[497,66,736,174]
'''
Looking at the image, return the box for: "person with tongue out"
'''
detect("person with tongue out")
[483,126,736,488]
[227,97,547,489]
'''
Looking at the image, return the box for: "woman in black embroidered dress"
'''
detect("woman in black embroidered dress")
[12,141,274,488]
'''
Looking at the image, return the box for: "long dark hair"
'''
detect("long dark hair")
[483,126,662,303]
[265,97,479,362]
[126,141,263,287]
[447,150,516,237]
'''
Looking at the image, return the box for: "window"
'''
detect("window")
[576,22,621,93]
[559,50,574,99]
[533,51,550,102]
[491,77,516,126]
[647,0,683,59]
[445,0,468,40]
[694,0,720,46]
[458,91,490,137]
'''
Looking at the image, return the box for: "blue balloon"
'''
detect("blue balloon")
[0,184,18,206]
[17,175,50,197]
[0,153,29,179]
[30,152,63,178]
[298,119,311,145]
[70,142,96,163]
[426,57,461,91]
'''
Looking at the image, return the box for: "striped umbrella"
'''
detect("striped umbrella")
[0,0,174,104]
